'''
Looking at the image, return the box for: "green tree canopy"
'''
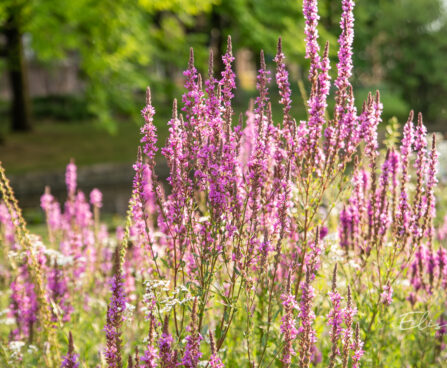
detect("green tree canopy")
[1,0,446,132]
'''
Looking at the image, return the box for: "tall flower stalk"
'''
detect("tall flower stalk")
[0,0,442,367]
[61,332,79,368]
[104,246,126,368]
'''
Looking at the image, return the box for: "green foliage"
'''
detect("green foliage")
[1,0,446,131]
[355,86,410,122]
[0,0,327,131]
[2,0,444,130]
[32,95,91,121]
[0,0,216,129]
[139,0,218,14]
[383,116,401,149]
[354,0,447,123]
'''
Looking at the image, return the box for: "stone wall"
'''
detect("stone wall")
[0,59,84,99]
[9,162,169,215]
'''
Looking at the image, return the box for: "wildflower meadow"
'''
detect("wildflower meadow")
[0,0,446,367]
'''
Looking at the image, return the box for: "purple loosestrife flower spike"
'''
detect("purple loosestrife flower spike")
[319,42,331,101]
[371,91,383,154]
[412,113,428,243]
[90,188,103,208]
[303,0,321,80]
[335,0,355,111]
[298,269,317,368]
[302,1,330,163]
[48,259,72,322]
[182,299,203,368]
[280,275,299,367]
[40,186,54,212]
[380,283,393,306]
[328,264,343,368]
[161,100,191,241]
[61,332,80,368]
[307,43,331,163]
[205,49,220,124]
[220,35,236,130]
[182,47,202,134]
[141,87,158,165]
[341,287,357,368]
[317,42,332,151]
[209,331,224,368]
[274,38,292,132]
[398,111,414,236]
[65,159,77,199]
[159,316,174,368]
[389,148,400,219]
[10,263,38,341]
[255,50,271,123]
[180,47,204,177]
[130,148,148,249]
[134,348,141,368]
[424,135,438,291]
[104,246,126,368]
[375,150,393,238]
[128,356,134,368]
[141,316,158,368]
[425,134,438,242]
[350,323,364,368]
[339,205,353,250]
[349,167,368,251]
[361,92,382,160]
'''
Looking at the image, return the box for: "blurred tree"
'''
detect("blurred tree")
[1,0,445,133]
[0,0,332,133]
[331,0,447,124]
[0,0,217,132]
[204,0,335,73]
[0,1,32,131]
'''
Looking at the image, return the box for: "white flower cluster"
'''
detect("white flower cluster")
[124,302,136,324]
[27,345,38,354]
[0,308,15,325]
[8,340,25,362]
[44,248,74,266]
[328,238,344,262]
[7,250,26,263]
[9,234,74,266]
[144,279,171,291]
[141,279,193,315]
[158,288,193,314]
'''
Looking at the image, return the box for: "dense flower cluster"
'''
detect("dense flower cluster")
[104,248,126,368]
[0,0,444,367]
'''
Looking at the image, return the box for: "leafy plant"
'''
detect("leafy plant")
[0,1,445,367]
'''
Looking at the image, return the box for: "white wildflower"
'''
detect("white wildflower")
[27,345,38,354]
[124,302,136,323]
[8,340,25,361]
[348,259,361,270]
[0,317,16,325]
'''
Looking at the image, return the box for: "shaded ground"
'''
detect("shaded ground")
[0,85,312,174]
[0,120,143,174]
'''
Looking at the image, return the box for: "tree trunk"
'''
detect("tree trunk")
[4,7,32,132]
[209,7,225,73]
